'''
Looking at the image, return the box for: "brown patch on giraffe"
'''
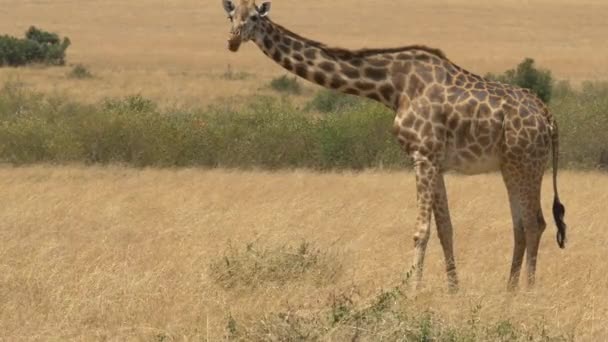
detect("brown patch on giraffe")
[319,61,335,72]
[329,76,347,89]
[434,125,447,139]
[444,72,454,86]
[397,53,412,60]
[272,51,282,63]
[523,116,536,127]
[415,63,435,84]
[340,64,360,79]
[393,75,406,92]
[478,103,492,118]
[293,53,304,62]
[471,90,488,102]
[399,129,419,143]
[401,113,415,128]
[354,81,375,91]
[344,88,360,95]
[447,115,459,130]
[294,64,308,78]
[369,59,391,67]
[434,66,447,84]
[478,135,490,146]
[379,84,395,102]
[282,58,293,71]
[488,95,501,108]
[292,41,303,51]
[455,74,467,86]
[263,37,273,49]
[348,59,364,67]
[282,36,292,46]
[278,44,290,54]
[406,74,425,98]
[364,67,388,81]
[421,122,433,137]
[367,93,382,102]
[426,84,446,103]
[303,49,317,59]
[447,87,468,103]
[455,120,472,148]
[313,72,326,85]
[392,61,413,75]
[415,54,432,64]
[430,56,442,66]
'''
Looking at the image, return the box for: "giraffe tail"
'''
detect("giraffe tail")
[551,120,567,249]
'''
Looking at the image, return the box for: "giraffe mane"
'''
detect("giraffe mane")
[266,18,447,60]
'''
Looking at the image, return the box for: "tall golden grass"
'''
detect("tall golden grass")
[1,166,606,340]
[1,0,608,106]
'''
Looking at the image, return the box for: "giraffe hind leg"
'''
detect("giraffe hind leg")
[502,168,545,290]
[432,175,459,292]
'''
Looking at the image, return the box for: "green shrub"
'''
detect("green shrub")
[306,89,363,113]
[0,26,70,67]
[269,75,301,94]
[67,64,93,79]
[209,241,341,289]
[486,58,553,103]
[0,80,606,169]
[551,81,608,168]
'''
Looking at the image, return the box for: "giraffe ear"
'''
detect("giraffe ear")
[222,0,235,14]
[256,1,271,17]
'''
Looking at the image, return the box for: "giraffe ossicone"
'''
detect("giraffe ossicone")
[220,0,568,292]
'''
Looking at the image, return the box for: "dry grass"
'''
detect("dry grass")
[1,0,608,106]
[1,166,606,340]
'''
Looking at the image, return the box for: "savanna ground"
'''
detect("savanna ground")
[2,0,608,340]
[1,167,607,340]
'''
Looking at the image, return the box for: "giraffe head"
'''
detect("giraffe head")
[221,0,271,52]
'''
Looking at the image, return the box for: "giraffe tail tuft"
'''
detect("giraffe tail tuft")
[553,197,566,249]
[551,120,567,249]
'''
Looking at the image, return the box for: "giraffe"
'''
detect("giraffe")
[220,0,567,291]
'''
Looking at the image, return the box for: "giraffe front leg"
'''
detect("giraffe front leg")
[409,154,438,290]
[433,175,459,293]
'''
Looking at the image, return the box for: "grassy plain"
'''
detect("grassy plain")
[1,166,607,340]
[2,1,608,340]
[1,0,608,106]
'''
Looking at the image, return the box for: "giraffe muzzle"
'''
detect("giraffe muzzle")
[228,32,242,52]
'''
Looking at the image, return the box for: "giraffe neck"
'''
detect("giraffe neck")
[253,18,434,110]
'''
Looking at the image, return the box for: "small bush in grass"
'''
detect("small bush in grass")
[209,241,342,289]
[67,64,93,79]
[269,74,301,94]
[224,283,572,341]
[221,64,252,80]
[486,57,553,103]
[0,26,70,67]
